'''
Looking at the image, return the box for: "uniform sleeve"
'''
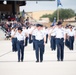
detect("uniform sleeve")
[48,29,52,34]
[11,30,13,36]
[73,30,76,36]
[43,30,46,37]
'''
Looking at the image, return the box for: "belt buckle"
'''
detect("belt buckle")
[39,40,41,41]
[60,38,62,39]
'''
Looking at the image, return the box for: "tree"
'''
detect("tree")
[51,9,75,21]
[75,13,76,16]
[40,14,52,21]
[40,14,50,18]
[41,9,75,22]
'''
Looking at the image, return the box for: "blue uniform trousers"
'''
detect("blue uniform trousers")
[29,34,32,44]
[17,40,24,61]
[65,39,70,48]
[12,38,17,52]
[25,37,28,47]
[35,39,44,62]
[69,36,74,50]
[32,36,36,50]
[50,36,56,50]
[56,38,64,61]
[46,34,48,43]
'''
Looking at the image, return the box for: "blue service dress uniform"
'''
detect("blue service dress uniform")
[52,22,66,61]
[32,24,46,62]
[43,27,48,43]
[48,26,56,51]
[28,27,33,44]
[32,28,36,50]
[11,28,17,52]
[16,27,25,62]
[22,27,28,47]
[67,28,75,50]
[65,28,70,48]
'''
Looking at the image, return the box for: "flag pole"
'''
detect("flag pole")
[57,0,62,22]
[57,6,59,22]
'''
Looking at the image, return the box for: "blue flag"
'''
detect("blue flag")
[57,0,62,7]
[51,18,56,26]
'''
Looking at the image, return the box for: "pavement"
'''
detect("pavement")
[0,40,76,75]
[0,28,6,40]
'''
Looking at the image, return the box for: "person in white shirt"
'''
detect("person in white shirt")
[51,21,66,61]
[67,25,76,50]
[22,26,28,47]
[31,25,36,50]
[28,26,33,44]
[43,27,48,43]
[16,27,25,62]
[31,24,46,62]
[11,27,17,52]
[65,26,70,48]
[48,25,56,51]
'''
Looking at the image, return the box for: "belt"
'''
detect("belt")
[69,36,74,37]
[51,36,55,37]
[12,37,17,39]
[36,39,43,41]
[56,38,64,39]
[18,40,24,42]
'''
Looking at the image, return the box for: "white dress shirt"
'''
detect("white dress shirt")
[23,28,28,34]
[49,28,56,36]
[67,29,75,36]
[32,29,37,36]
[34,29,46,40]
[11,30,17,38]
[28,26,35,34]
[16,31,25,41]
[53,27,65,38]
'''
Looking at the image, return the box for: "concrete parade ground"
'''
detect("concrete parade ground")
[0,40,76,75]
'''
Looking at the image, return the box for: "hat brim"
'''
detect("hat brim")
[36,24,43,27]
[57,23,62,25]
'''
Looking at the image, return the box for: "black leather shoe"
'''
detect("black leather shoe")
[40,60,43,62]
[18,60,20,62]
[36,60,39,62]
[61,59,63,61]
[21,60,23,62]
[57,59,60,61]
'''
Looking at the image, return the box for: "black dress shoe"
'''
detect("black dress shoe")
[40,60,43,62]
[36,60,39,62]
[40,61,43,62]
[57,59,60,61]
[18,60,20,62]
[21,60,23,62]
[61,59,63,61]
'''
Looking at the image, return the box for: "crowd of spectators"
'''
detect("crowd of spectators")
[0,12,30,40]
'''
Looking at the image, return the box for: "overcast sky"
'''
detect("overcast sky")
[20,0,76,12]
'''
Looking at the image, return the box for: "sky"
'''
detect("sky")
[20,0,76,12]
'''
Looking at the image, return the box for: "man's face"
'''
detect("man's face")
[37,26,42,30]
[58,25,62,28]
[18,30,22,33]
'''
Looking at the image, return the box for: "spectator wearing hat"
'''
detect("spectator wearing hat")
[51,21,66,61]
[31,24,46,62]
[16,27,25,62]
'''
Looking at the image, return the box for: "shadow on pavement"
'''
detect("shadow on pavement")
[0,60,76,63]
